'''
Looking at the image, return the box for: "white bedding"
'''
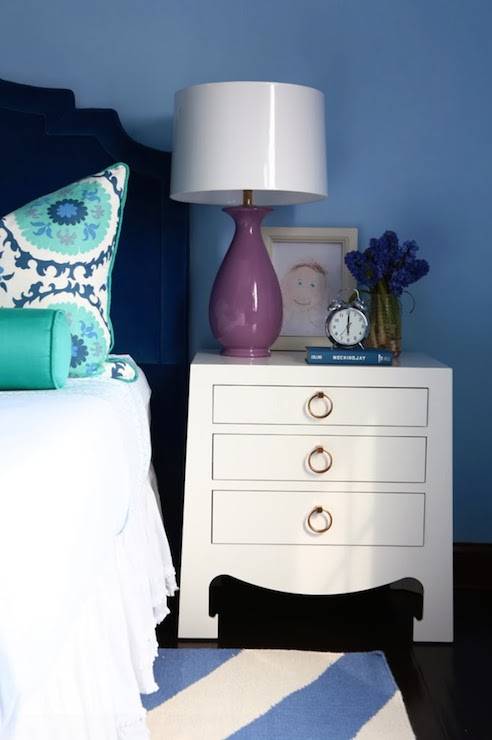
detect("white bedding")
[0,363,177,739]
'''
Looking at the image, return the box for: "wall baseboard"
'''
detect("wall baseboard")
[454,543,492,590]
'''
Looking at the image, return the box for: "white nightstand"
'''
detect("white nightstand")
[178,351,453,642]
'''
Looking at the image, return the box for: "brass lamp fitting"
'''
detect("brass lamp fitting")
[242,189,253,207]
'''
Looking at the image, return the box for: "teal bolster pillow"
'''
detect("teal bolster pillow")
[0,308,71,389]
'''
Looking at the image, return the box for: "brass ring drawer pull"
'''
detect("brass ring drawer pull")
[307,506,333,534]
[307,391,333,419]
[307,446,333,474]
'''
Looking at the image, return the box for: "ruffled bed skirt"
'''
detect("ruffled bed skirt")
[12,475,177,740]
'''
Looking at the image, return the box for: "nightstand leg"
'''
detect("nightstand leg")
[413,572,454,642]
[178,568,218,639]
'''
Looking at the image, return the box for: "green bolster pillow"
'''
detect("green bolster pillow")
[0,308,71,390]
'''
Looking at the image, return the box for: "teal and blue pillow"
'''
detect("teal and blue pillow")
[0,163,129,377]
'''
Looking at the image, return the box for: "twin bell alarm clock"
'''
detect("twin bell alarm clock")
[325,289,369,348]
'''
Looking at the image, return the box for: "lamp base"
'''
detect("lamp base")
[209,207,283,358]
[221,347,271,358]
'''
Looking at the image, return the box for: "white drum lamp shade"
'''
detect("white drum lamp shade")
[170,81,327,205]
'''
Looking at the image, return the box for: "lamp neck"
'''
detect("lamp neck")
[223,206,272,239]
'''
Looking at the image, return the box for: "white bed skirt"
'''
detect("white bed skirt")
[12,473,176,740]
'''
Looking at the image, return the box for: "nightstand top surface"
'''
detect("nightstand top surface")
[192,351,449,369]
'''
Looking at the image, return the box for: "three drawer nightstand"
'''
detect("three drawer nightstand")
[178,351,453,642]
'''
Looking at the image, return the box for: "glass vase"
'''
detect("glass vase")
[366,289,401,356]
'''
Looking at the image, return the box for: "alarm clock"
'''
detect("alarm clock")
[325,290,369,348]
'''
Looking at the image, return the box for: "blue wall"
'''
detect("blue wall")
[2,0,491,541]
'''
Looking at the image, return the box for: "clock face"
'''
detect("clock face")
[328,307,368,346]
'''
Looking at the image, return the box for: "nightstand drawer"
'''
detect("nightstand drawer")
[212,490,425,546]
[213,434,426,482]
[213,385,428,426]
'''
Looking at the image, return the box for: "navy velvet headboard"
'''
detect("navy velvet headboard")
[0,79,189,561]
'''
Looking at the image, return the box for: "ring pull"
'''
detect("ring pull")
[307,391,333,419]
[307,506,333,534]
[307,446,333,474]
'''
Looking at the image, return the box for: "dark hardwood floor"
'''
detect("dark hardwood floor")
[157,581,492,740]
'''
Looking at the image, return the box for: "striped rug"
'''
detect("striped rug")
[143,649,415,739]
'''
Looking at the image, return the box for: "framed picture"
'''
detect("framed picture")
[262,227,358,350]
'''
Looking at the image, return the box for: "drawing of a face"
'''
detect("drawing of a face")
[281,263,327,312]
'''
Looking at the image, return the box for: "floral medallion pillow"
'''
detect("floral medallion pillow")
[0,163,129,377]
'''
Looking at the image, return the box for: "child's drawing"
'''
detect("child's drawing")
[271,240,344,337]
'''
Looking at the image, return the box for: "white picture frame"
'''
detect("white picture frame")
[262,227,358,351]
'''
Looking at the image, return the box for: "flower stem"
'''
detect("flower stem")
[367,280,401,355]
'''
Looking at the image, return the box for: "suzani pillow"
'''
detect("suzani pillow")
[0,163,128,377]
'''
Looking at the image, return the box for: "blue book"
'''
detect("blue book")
[306,346,393,366]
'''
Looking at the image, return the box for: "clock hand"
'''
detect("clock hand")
[346,311,351,339]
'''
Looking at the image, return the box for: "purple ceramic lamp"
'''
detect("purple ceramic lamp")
[208,202,280,357]
[170,82,327,357]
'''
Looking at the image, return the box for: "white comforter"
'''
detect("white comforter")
[0,365,176,739]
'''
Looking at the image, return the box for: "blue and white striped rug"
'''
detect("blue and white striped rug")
[143,649,415,739]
